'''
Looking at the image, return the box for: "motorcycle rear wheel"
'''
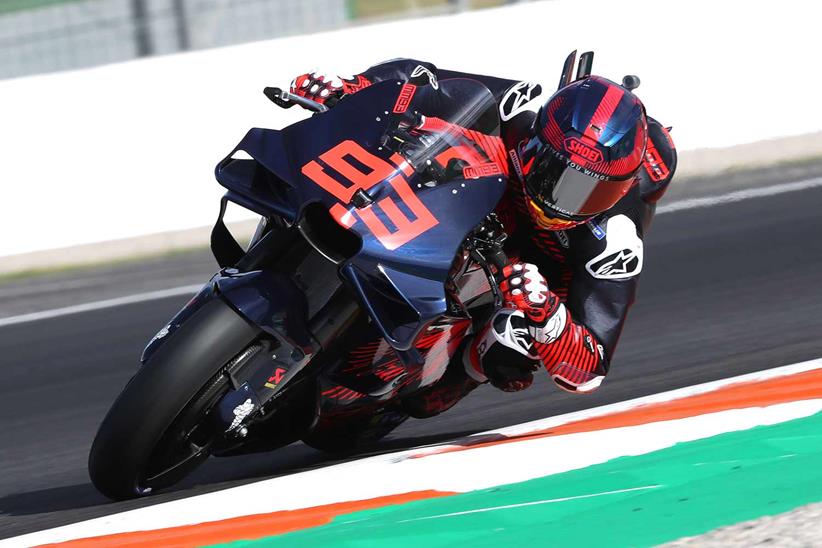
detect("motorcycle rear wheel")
[88,299,259,501]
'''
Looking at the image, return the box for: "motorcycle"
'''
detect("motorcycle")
[88,72,511,500]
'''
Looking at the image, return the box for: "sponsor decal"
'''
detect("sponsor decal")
[534,303,567,344]
[505,313,536,356]
[588,217,606,240]
[264,367,287,390]
[487,310,533,358]
[587,249,640,278]
[477,340,488,357]
[392,83,417,113]
[462,162,502,179]
[500,81,542,121]
[229,398,255,431]
[643,145,670,182]
[564,137,603,163]
[584,215,643,280]
[510,325,531,352]
[583,334,595,354]
[150,324,170,343]
[546,146,610,180]
[509,148,524,180]
[543,202,575,218]
[555,230,570,248]
[410,65,439,89]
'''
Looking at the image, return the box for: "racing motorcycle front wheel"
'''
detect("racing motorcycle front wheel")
[88,299,259,501]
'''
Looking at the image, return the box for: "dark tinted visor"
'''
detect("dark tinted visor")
[524,137,635,219]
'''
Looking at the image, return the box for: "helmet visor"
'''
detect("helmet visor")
[524,139,635,219]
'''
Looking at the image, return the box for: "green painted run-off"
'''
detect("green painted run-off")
[216,412,822,547]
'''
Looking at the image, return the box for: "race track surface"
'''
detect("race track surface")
[2,163,822,539]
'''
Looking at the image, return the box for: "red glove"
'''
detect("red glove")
[289,72,372,107]
[465,261,569,392]
[498,262,561,325]
[469,261,603,395]
[290,72,344,106]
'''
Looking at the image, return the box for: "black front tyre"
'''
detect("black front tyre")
[88,298,259,501]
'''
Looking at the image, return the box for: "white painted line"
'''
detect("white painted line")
[395,485,661,522]
[657,176,822,214]
[0,284,203,327]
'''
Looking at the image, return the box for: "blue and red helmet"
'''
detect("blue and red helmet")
[521,75,648,230]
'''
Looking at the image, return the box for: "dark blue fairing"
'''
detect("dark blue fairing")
[215,79,505,351]
[141,270,313,364]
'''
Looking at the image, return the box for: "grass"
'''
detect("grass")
[1,0,512,18]
[348,0,510,19]
[0,0,84,15]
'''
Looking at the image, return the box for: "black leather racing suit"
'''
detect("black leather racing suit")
[347,59,678,394]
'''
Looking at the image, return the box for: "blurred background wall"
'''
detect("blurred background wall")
[0,0,523,80]
[1,0,819,269]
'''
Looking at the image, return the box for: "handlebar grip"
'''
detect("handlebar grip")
[263,87,329,113]
[488,247,508,272]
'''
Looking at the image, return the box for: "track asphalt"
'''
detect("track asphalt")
[2,164,822,539]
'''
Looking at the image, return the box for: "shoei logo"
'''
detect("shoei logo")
[564,137,602,164]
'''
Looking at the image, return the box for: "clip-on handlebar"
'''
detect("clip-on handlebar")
[263,87,329,113]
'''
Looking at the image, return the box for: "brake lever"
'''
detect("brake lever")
[263,87,329,113]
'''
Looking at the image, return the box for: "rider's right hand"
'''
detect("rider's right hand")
[290,72,345,107]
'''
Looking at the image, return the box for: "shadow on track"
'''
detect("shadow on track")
[0,484,105,516]
[0,428,478,538]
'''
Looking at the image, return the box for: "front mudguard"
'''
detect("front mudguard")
[141,269,313,365]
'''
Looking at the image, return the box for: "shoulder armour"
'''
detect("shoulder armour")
[638,117,677,204]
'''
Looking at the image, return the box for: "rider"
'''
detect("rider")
[290,57,676,416]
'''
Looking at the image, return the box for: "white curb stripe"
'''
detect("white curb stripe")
[0,284,202,327]
[3,358,820,547]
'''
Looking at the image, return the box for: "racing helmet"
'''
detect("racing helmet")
[521,75,647,230]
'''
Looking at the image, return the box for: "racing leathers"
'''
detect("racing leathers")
[292,59,677,401]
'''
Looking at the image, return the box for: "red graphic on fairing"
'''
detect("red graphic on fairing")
[416,116,508,177]
[301,83,507,250]
[320,320,470,405]
[301,141,438,250]
[321,385,368,402]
